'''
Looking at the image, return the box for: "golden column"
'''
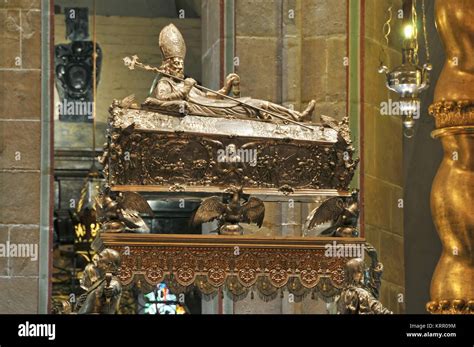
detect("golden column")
[427,0,474,314]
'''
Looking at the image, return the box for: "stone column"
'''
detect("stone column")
[427,0,474,314]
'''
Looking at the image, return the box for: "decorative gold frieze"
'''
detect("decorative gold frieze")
[97,233,366,302]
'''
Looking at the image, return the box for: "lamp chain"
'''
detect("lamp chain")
[411,0,419,64]
[421,0,430,63]
[379,5,392,67]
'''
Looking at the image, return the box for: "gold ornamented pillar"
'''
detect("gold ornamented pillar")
[427,0,474,314]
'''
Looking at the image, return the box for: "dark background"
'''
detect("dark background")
[403,0,444,314]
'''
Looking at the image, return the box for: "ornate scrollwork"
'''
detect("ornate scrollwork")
[101,234,363,302]
[105,106,358,191]
[429,100,474,128]
[235,253,260,286]
[426,299,474,314]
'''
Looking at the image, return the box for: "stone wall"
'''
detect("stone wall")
[362,0,405,313]
[234,0,347,122]
[0,0,42,313]
[301,0,348,120]
[201,0,221,90]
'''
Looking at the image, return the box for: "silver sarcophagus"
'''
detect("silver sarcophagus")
[103,100,358,196]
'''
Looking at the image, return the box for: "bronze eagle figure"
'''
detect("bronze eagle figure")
[303,190,359,237]
[94,187,154,233]
[192,186,265,235]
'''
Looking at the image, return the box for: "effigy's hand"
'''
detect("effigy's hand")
[225,73,240,91]
[215,74,240,97]
[184,78,197,90]
[143,97,158,105]
[226,73,240,84]
[183,78,196,97]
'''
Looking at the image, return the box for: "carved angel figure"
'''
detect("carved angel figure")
[303,190,359,237]
[337,246,392,314]
[76,249,122,314]
[192,186,265,235]
[94,187,154,233]
[60,249,122,314]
